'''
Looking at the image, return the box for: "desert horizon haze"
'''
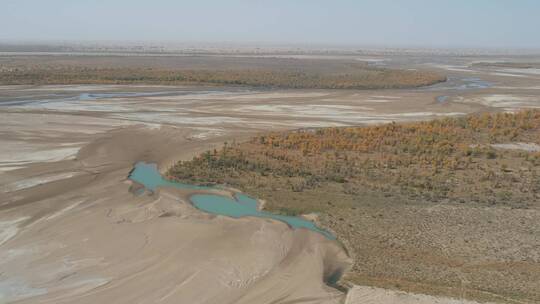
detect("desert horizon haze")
[2,0,540,48]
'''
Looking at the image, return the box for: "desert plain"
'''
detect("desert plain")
[1,48,539,303]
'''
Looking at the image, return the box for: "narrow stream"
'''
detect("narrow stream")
[128,162,335,239]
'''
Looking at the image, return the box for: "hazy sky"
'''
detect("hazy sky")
[2,0,539,48]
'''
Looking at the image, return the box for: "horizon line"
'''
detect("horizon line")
[2,39,540,53]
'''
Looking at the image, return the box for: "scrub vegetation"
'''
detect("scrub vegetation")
[168,110,540,303]
[0,55,445,89]
[170,110,540,209]
[0,66,445,89]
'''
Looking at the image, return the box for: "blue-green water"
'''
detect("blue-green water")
[128,162,334,239]
[128,162,205,191]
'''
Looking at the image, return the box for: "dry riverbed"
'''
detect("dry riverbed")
[1,52,540,303]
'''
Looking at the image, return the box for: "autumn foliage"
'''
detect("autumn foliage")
[169,110,540,208]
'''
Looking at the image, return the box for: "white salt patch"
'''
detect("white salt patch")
[2,172,78,192]
[491,143,540,152]
[370,96,402,99]
[0,278,47,302]
[254,120,347,128]
[355,58,387,63]
[477,95,540,108]
[346,285,492,304]
[0,247,34,263]
[358,119,395,125]
[501,68,540,75]
[494,86,540,90]
[485,95,523,103]
[58,142,87,147]
[48,277,110,298]
[0,85,25,90]
[155,91,328,101]
[145,91,247,101]
[143,123,162,130]
[24,85,130,91]
[189,128,225,140]
[364,99,393,103]
[385,112,465,118]
[228,92,329,100]
[16,100,130,112]
[236,104,373,116]
[110,113,246,125]
[0,141,80,170]
[0,113,133,135]
[490,72,527,78]
[430,64,476,73]
[319,98,354,103]
[0,217,30,247]
[45,200,85,221]
[0,166,24,172]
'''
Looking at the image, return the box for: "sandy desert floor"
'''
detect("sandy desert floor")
[1,53,539,303]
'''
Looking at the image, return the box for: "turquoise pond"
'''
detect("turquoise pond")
[128,162,334,239]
